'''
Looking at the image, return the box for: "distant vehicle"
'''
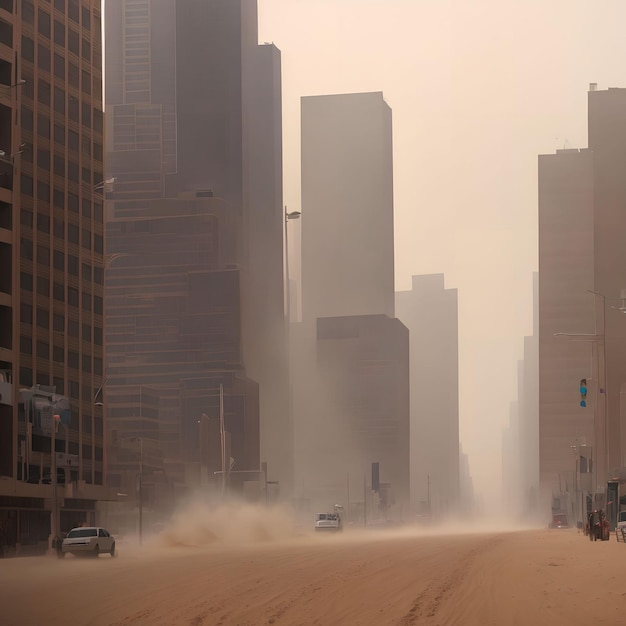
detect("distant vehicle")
[61,527,116,557]
[615,511,626,541]
[548,513,569,529]
[315,512,343,532]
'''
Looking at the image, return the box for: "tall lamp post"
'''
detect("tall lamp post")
[199,383,227,497]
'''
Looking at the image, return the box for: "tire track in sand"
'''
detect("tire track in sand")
[398,535,504,625]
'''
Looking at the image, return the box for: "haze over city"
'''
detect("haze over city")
[259,0,626,496]
[3,0,626,624]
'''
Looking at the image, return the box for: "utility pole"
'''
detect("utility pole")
[219,383,226,497]
[363,474,367,527]
[139,437,143,545]
[347,472,350,524]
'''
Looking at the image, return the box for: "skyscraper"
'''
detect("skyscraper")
[301,92,395,322]
[538,147,598,510]
[0,0,109,552]
[295,92,408,516]
[396,274,460,517]
[104,0,289,499]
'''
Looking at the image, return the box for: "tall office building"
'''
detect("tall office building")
[538,148,598,512]
[104,0,289,499]
[0,0,109,553]
[295,92,408,516]
[588,88,626,477]
[396,274,460,518]
[301,92,395,322]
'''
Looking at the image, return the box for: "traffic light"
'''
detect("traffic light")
[580,378,587,408]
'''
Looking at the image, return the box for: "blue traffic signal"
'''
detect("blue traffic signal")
[580,378,587,408]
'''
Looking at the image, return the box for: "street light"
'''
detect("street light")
[199,384,227,496]
[285,207,301,323]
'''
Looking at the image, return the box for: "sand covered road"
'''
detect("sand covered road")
[2,527,626,625]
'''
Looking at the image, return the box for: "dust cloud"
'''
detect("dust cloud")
[150,501,298,548]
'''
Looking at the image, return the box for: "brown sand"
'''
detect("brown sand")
[1,528,625,625]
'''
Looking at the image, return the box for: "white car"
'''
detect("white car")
[314,513,343,532]
[61,527,116,557]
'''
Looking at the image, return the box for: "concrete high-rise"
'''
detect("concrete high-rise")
[104,0,289,500]
[301,92,395,322]
[0,0,111,554]
[538,148,596,513]
[396,274,460,518]
[295,92,408,517]
[588,88,626,478]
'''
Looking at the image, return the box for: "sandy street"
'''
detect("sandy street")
[1,526,626,626]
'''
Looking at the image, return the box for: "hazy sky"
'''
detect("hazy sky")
[257,0,626,496]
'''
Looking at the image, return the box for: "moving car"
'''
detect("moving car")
[314,512,343,532]
[548,513,569,529]
[61,526,116,557]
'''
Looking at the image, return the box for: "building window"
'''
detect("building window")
[20,272,32,291]
[68,350,78,369]
[81,5,90,29]
[36,212,50,233]
[20,367,33,387]
[82,103,91,127]
[54,123,65,145]
[20,237,33,260]
[67,223,79,244]
[53,19,64,45]
[21,0,33,24]
[0,19,12,47]
[94,326,102,346]
[36,340,49,359]
[37,148,50,170]
[67,286,78,307]
[53,345,63,363]
[53,313,64,332]
[21,35,34,62]
[37,79,50,106]
[67,0,77,22]
[67,254,78,275]
[53,85,65,112]
[37,114,50,139]
[68,319,78,337]
[37,9,50,38]
[36,276,48,296]
[21,174,33,196]
[20,335,32,355]
[81,38,90,62]
[82,291,91,311]
[36,307,48,329]
[36,245,49,268]
[81,70,90,95]
[37,180,50,202]
[53,155,64,176]
[20,302,32,325]
[68,62,78,88]
[94,295,102,315]
[81,262,91,280]
[68,161,78,182]
[68,129,78,151]
[53,53,64,80]
[52,251,63,272]
[20,209,32,227]
[52,279,64,299]
[21,106,33,131]
[68,28,78,55]
[37,44,50,72]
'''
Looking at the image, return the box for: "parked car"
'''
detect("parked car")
[548,513,569,529]
[61,527,116,558]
